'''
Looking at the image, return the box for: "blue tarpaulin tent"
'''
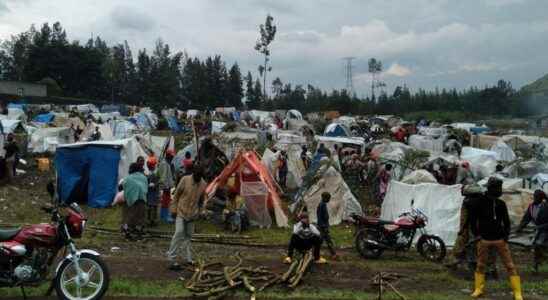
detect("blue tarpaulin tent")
[55,144,121,208]
[323,123,351,137]
[167,116,182,133]
[8,102,26,110]
[33,112,55,123]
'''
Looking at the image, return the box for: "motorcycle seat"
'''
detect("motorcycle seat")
[0,228,21,241]
[363,217,394,226]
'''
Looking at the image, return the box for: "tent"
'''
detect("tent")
[205,151,288,228]
[111,119,136,139]
[408,134,444,153]
[324,123,351,137]
[286,109,303,120]
[381,181,463,246]
[0,120,22,134]
[299,165,362,225]
[33,113,55,124]
[461,147,498,179]
[130,112,158,131]
[490,140,517,162]
[262,147,305,190]
[28,127,72,153]
[82,122,114,141]
[166,116,183,133]
[401,170,438,184]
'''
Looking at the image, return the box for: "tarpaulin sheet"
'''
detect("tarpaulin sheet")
[33,113,54,123]
[381,181,464,246]
[55,145,121,208]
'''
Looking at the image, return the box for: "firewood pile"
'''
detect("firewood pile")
[185,252,313,299]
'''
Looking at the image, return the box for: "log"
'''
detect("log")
[281,260,299,282]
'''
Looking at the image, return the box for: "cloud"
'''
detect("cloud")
[460,63,498,72]
[481,0,525,7]
[0,1,10,15]
[278,30,324,44]
[384,63,412,77]
[110,6,155,32]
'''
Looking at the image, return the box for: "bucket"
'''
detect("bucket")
[37,158,50,172]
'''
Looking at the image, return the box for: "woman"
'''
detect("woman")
[119,163,148,240]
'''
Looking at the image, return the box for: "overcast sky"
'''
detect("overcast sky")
[1,0,548,97]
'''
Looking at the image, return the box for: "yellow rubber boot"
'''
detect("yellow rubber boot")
[471,272,485,298]
[509,276,523,300]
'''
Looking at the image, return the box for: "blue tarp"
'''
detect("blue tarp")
[324,123,350,137]
[33,112,55,123]
[55,145,121,208]
[8,103,26,110]
[470,127,491,135]
[167,116,182,133]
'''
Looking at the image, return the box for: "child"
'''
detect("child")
[317,192,338,259]
[146,157,160,226]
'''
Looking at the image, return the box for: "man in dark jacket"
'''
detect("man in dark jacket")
[469,177,522,300]
[317,192,337,259]
[516,189,548,272]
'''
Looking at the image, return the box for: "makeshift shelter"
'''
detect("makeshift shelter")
[461,147,498,179]
[490,140,517,162]
[33,112,55,124]
[110,119,136,139]
[381,181,464,246]
[408,134,444,153]
[166,116,183,133]
[28,127,72,153]
[0,120,22,134]
[298,165,362,225]
[285,109,303,120]
[130,112,158,130]
[531,173,548,193]
[323,123,351,137]
[505,160,548,178]
[205,151,288,228]
[52,116,85,129]
[401,170,438,184]
[55,137,154,208]
[262,148,305,190]
[81,122,114,141]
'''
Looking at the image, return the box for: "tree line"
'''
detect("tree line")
[0,21,541,119]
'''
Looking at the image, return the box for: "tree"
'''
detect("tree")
[253,79,263,108]
[368,58,383,99]
[244,71,256,108]
[226,63,243,108]
[272,77,283,98]
[254,14,276,100]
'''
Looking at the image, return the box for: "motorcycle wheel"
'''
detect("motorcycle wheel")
[417,235,446,262]
[355,229,384,259]
[54,252,110,300]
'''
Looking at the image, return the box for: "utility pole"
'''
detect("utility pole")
[342,57,356,97]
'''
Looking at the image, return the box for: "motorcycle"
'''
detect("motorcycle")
[0,187,110,300]
[351,200,446,262]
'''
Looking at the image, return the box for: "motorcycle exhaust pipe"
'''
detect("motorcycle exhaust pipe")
[365,239,389,249]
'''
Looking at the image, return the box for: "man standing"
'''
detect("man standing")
[159,149,176,223]
[469,177,523,300]
[4,133,19,183]
[277,151,288,190]
[146,157,160,227]
[516,189,548,272]
[167,165,207,271]
[316,192,337,260]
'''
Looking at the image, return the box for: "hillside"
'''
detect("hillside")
[521,73,548,94]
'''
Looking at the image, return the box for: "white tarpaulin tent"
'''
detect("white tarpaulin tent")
[303,166,363,225]
[211,121,226,133]
[401,170,438,184]
[381,181,463,246]
[286,109,303,120]
[28,127,72,153]
[262,148,305,190]
[490,140,516,162]
[1,120,21,134]
[408,134,444,153]
[461,147,498,179]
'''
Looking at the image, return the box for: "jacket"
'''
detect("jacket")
[316,201,330,228]
[158,160,175,190]
[123,172,148,207]
[146,171,160,206]
[470,195,511,241]
[170,175,207,220]
[293,222,320,240]
[517,201,548,246]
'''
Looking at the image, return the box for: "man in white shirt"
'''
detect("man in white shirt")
[283,213,326,264]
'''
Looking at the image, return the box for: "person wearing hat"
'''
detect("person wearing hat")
[469,177,523,300]
[516,189,548,272]
[317,192,337,259]
[283,213,326,264]
[159,149,176,223]
[146,156,160,227]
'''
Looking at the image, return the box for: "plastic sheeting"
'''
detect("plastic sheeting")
[0,120,21,134]
[286,109,302,120]
[408,134,444,153]
[55,145,121,208]
[401,170,438,184]
[461,147,498,179]
[262,148,305,190]
[381,181,463,246]
[324,123,351,137]
[28,127,72,153]
[33,113,55,123]
[111,120,136,139]
[490,140,516,162]
[212,121,226,133]
[303,166,362,225]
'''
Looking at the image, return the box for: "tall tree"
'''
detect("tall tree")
[226,63,243,108]
[254,14,276,100]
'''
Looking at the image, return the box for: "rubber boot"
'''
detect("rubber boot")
[471,272,485,298]
[509,275,523,300]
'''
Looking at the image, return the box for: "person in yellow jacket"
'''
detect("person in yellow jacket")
[469,177,523,300]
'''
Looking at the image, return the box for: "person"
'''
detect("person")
[446,184,483,269]
[317,192,337,259]
[283,213,326,264]
[224,190,248,233]
[74,125,83,142]
[136,156,145,171]
[4,133,19,182]
[300,145,310,170]
[516,189,548,272]
[159,149,176,223]
[167,165,207,270]
[469,177,522,300]
[377,164,392,203]
[182,151,193,176]
[146,157,160,227]
[277,151,288,189]
[120,163,148,240]
[90,126,101,141]
[317,143,331,158]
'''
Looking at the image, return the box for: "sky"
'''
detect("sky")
[1,0,548,97]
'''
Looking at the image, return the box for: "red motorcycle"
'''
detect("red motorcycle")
[351,201,446,262]
[0,198,109,300]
